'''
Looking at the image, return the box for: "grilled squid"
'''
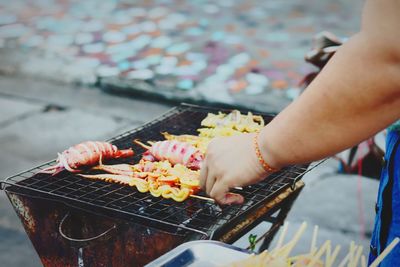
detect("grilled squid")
[134,140,204,170]
[39,141,134,175]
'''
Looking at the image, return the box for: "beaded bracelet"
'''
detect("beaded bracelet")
[253,133,279,173]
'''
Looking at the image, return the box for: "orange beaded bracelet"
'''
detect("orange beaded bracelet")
[253,133,279,173]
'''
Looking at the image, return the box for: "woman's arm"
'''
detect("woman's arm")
[200,0,400,205]
[260,0,400,169]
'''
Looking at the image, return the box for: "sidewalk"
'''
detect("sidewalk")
[0,76,379,266]
[0,0,363,111]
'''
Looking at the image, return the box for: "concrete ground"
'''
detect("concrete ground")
[0,75,379,266]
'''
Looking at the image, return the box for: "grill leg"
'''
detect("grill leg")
[258,187,303,252]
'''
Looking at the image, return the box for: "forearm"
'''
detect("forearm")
[259,32,400,169]
[199,0,400,205]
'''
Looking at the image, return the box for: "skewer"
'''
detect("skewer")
[327,245,341,267]
[274,222,289,251]
[190,194,215,202]
[325,241,332,267]
[337,253,350,267]
[370,237,400,267]
[352,246,363,267]
[349,241,355,265]
[134,139,151,150]
[361,255,367,267]
[308,240,330,267]
[281,222,307,258]
[310,225,319,254]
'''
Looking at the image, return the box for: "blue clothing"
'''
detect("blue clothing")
[388,120,400,132]
[369,129,400,266]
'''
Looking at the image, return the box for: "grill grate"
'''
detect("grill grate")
[1,104,317,238]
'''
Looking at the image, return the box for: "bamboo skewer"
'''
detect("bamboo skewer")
[275,222,289,251]
[370,237,400,267]
[190,194,215,202]
[348,241,355,266]
[361,255,367,267]
[227,222,399,267]
[280,222,307,258]
[337,253,350,267]
[352,246,363,267]
[325,241,332,267]
[310,225,319,254]
[133,139,151,150]
[308,240,330,267]
[327,245,341,267]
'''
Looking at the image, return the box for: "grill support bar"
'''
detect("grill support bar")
[216,180,304,245]
[258,182,304,251]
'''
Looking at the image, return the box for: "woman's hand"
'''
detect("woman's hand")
[199,133,271,205]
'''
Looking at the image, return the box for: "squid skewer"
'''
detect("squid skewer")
[39,141,134,175]
[134,139,204,170]
[81,158,208,202]
[78,173,213,202]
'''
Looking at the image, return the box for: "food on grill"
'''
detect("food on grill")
[228,223,399,267]
[92,161,137,177]
[197,127,244,138]
[79,173,149,191]
[201,110,265,132]
[80,160,201,202]
[132,110,265,171]
[41,110,267,202]
[162,132,211,153]
[134,140,204,170]
[39,141,134,175]
[93,159,200,189]
[197,110,265,138]
[149,185,191,202]
[79,173,191,202]
[91,156,157,177]
[119,110,265,201]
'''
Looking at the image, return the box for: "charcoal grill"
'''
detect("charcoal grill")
[1,104,319,266]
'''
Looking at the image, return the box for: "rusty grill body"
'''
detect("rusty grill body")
[1,104,313,266]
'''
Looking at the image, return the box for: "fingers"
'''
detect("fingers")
[199,162,208,190]
[209,180,228,204]
[205,171,216,195]
[199,152,216,194]
[202,168,244,205]
[224,193,244,205]
[200,138,244,205]
[209,180,245,205]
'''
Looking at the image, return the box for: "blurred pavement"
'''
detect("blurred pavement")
[0,0,363,111]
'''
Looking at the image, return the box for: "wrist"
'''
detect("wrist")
[253,132,280,173]
[257,128,283,170]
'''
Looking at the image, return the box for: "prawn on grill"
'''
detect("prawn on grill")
[39,141,134,175]
[134,139,204,170]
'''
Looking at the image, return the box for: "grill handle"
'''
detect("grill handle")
[59,212,117,247]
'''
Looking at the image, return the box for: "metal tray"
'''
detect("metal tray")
[145,240,251,267]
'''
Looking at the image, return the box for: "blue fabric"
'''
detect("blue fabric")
[369,130,400,266]
[388,120,400,132]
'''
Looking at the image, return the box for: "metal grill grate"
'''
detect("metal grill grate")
[1,104,317,238]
